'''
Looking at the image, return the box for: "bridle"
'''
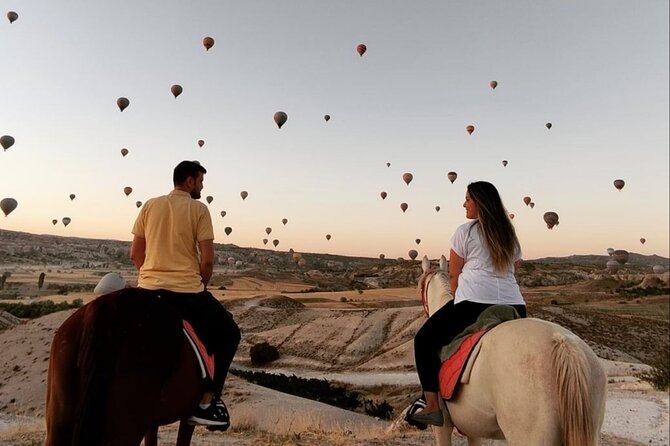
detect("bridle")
[418,268,440,318]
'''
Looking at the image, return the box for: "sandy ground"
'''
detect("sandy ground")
[0,276,668,445]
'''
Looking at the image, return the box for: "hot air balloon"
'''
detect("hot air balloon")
[62,217,71,227]
[197,140,205,148]
[613,179,625,191]
[262,238,268,245]
[52,219,58,225]
[640,237,646,245]
[356,44,367,56]
[400,202,408,213]
[523,196,531,206]
[220,211,226,218]
[0,198,18,216]
[326,234,332,241]
[224,227,232,236]
[466,125,475,135]
[206,196,213,204]
[171,84,183,98]
[0,135,15,151]
[543,212,559,229]
[380,191,387,200]
[69,194,76,201]
[274,111,288,129]
[324,115,330,122]
[265,227,272,235]
[272,239,279,247]
[240,191,248,200]
[447,172,457,184]
[7,11,18,23]
[435,206,440,212]
[545,123,552,130]
[123,187,133,196]
[386,162,391,168]
[408,250,418,260]
[202,36,215,51]
[297,258,306,267]
[606,260,620,274]
[135,201,142,208]
[117,97,129,112]
[292,253,303,263]
[612,249,629,265]
[121,148,129,157]
[489,80,498,90]
[502,160,508,167]
[529,202,535,209]
[379,254,385,260]
[94,272,126,295]
[509,213,515,220]
[652,265,666,274]
[402,173,413,185]
[282,218,288,225]
[415,238,421,245]
[606,248,615,256]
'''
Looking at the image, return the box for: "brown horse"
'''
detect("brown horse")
[46,288,205,446]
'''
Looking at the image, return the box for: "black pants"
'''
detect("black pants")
[414,300,526,393]
[151,289,241,397]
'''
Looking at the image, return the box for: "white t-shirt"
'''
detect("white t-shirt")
[449,221,525,306]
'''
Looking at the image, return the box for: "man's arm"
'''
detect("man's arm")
[198,239,214,288]
[130,235,146,270]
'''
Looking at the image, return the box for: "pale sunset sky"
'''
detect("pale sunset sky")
[1,0,668,261]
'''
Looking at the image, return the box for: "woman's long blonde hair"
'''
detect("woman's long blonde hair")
[467,181,520,272]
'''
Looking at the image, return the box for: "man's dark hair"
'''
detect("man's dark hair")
[173,160,207,186]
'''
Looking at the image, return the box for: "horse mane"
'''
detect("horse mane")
[419,268,452,317]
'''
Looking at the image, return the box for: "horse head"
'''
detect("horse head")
[419,255,453,318]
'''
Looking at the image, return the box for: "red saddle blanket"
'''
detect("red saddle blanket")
[182,320,215,380]
[439,329,487,400]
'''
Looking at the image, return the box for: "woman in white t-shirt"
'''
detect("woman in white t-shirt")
[410,181,526,427]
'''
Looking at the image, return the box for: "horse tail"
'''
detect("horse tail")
[72,295,119,446]
[551,331,595,446]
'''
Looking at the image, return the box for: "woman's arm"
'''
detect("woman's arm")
[449,249,464,295]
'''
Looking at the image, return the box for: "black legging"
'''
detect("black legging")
[151,290,241,398]
[414,300,526,393]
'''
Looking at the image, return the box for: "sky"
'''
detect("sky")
[0,0,668,261]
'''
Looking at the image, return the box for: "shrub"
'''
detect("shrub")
[249,342,280,365]
[0,299,83,319]
[637,350,670,391]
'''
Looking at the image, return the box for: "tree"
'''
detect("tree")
[38,272,46,290]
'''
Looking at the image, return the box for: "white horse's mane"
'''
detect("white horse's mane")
[430,269,453,307]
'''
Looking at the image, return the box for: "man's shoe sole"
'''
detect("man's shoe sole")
[187,416,229,427]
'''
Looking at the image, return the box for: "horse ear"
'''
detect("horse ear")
[439,255,448,271]
[421,255,430,272]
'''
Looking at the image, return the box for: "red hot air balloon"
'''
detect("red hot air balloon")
[543,212,559,229]
[170,85,183,98]
[402,173,413,185]
[489,80,498,90]
[613,179,625,191]
[380,191,387,200]
[400,202,408,213]
[523,196,531,206]
[356,44,367,56]
[274,111,288,129]
[203,36,215,51]
[466,125,475,135]
[117,97,130,112]
[509,213,515,220]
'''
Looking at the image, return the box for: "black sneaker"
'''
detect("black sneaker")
[404,396,429,430]
[187,398,230,431]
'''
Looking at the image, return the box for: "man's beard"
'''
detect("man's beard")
[190,190,201,199]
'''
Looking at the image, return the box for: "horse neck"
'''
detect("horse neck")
[420,270,453,318]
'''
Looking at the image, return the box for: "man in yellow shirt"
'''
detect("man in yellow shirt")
[130,160,240,430]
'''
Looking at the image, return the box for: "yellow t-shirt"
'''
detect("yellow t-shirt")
[132,190,214,292]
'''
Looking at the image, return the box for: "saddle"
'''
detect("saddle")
[438,304,521,400]
[182,320,215,381]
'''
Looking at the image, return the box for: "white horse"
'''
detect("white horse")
[417,256,607,446]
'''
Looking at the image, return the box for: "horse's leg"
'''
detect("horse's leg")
[143,424,158,446]
[176,420,195,446]
[432,398,453,446]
